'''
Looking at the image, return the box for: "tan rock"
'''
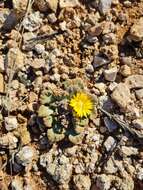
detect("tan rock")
[111,83,132,110]
[130,17,143,41]
[59,0,80,8]
[125,75,143,89]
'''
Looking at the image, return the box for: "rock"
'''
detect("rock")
[18,125,31,145]
[73,175,91,190]
[120,146,138,156]
[38,105,53,117]
[104,158,118,174]
[46,0,58,12]
[104,67,118,82]
[130,17,143,41]
[0,55,4,72]
[12,0,28,11]
[47,13,57,23]
[132,118,143,130]
[85,64,94,74]
[111,83,132,110]
[125,75,143,89]
[104,136,116,152]
[135,89,143,99]
[30,58,45,69]
[104,117,118,132]
[136,168,143,180]
[22,12,42,32]
[96,174,111,190]
[40,150,72,184]
[120,65,131,77]
[59,0,80,8]
[93,54,110,69]
[88,25,103,37]
[98,0,112,15]
[34,44,45,54]
[15,146,35,166]
[0,73,4,93]
[4,116,18,131]
[0,132,18,149]
[11,177,23,190]
[7,48,24,69]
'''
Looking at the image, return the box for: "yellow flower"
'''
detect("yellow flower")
[69,92,93,118]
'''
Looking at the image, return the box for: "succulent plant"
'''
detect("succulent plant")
[37,86,94,144]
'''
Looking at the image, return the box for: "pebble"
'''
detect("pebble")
[0,55,4,72]
[0,73,4,93]
[120,146,138,156]
[104,158,118,174]
[120,65,131,77]
[135,89,143,99]
[98,0,112,15]
[47,13,57,23]
[0,132,18,149]
[111,83,132,110]
[93,54,110,69]
[34,44,45,54]
[108,82,118,91]
[46,0,58,12]
[85,64,94,74]
[104,136,116,152]
[132,118,143,130]
[73,175,91,190]
[136,168,143,180]
[130,17,143,41]
[125,75,143,89]
[4,116,18,131]
[59,0,80,8]
[22,12,42,32]
[15,146,35,166]
[30,58,45,69]
[96,174,111,190]
[40,150,72,184]
[104,67,118,82]
[104,117,118,132]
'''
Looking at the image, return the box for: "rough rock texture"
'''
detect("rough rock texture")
[130,17,143,41]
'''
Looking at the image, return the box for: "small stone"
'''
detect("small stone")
[46,0,58,12]
[104,136,116,152]
[34,44,45,54]
[0,73,4,93]
[73,175,91,190]
[104,67,118,82]
[104,158,118,174]
[30,58,45,69]
[88,25,103,37]
[96,174,111,190]
[130,17,143,41]
[15,146,35,166]
[120,65,131,77]
[108,82,118,91]
[111,83,132,110]
[0,132,18,149]
[132,118,143,130]
[104,117,118,132]
[93,54,110,69]
[0,55,4,72]
[59,0,80,8]
[125,75,143,89]
[22,12,42,32]
[85,64,94,74]
[135,89,143,99]
[98,0,112,15]
[136,168,143,180]
[4,116,18,131]
[121,146,138,156]
[47,13,57,23]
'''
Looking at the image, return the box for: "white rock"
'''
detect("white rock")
[137,168,143,180]
[125,75,143,89]
[104,67,118,82]
[15,146,35,166]
[96,174,111,190]
[135,89,143,99]
[73,175,91,190]
[34,44,45,54]
[11,177,23,190]
[99,0,112,15]
[0,55,4,72]
[121,146,138,156]
[130,17,143,41]
[0,133,18,149]
[59,0,80,8]
[104,136,116,152]
[4,116,18,131]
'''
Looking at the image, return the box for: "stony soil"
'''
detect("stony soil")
[0,0,143,190]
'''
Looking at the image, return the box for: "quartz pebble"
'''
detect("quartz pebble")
[104,67,118,82]
[104,136,116,152]
[4,116,18,131]
[135,89,143,99]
